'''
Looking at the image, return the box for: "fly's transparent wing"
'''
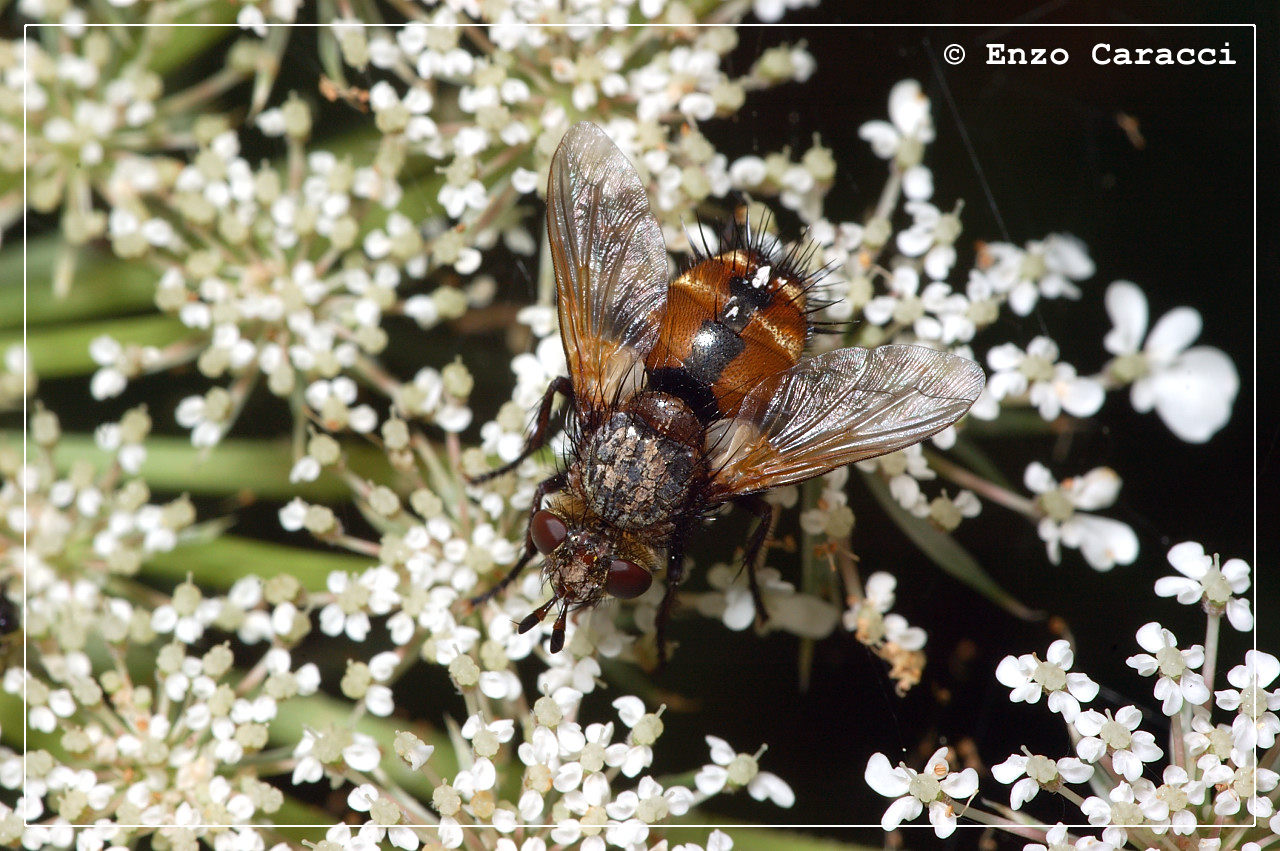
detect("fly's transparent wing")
[547,122,669,419]
[706,345,986,498]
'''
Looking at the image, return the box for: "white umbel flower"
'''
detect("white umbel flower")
[1104,280,1238,442]
[1155,541,1253,631]
[865,747,978,838]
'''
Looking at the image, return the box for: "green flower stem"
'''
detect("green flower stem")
[253,796,339,845]
[1054,785,1087,809]
[250,26,292,115]
[0,314,188,378]
[144,534,370,590]
[964,802,1050,839]
[353,352,402,399]
[156,62,250,119]
[962,406,1064,437]
[363,764,442,831]
[383,626,430,692]
[873,164,905,227]
[1171,709,1187,772]
[143,8,238,75]
[1202,609,1221,694]
[939,434,1015,490]
[53,433,393,500]
[412,433,462,514]
[925,448,1039,519]
[1225,824,1278,851]
[0,240,158,329]
[799,477,830,691]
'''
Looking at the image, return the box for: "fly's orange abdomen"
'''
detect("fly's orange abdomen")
[645,248,810,420]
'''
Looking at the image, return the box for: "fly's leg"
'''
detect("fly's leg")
[469,376,573,484]
[654,522,692,668]
[736,494,776,627]
[467,470,567,608]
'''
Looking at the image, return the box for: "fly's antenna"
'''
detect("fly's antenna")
[550,604,569,653]
[519,596,558,635]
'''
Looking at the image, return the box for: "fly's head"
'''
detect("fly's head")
[518,496,656,652]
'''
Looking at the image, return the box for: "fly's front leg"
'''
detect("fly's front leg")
[470,376,573,484]
[735,494,776,627]
[468,470,567,608]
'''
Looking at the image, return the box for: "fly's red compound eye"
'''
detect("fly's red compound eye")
[605,559,652,599]
[530,510,568,555]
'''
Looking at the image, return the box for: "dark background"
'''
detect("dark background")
[642,13,1263,845]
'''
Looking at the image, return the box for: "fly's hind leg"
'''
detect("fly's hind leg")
[654,522,693,668]
[469,376,573,484]
[735,494,776,627]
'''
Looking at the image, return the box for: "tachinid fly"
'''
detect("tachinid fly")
[472,122,985,660]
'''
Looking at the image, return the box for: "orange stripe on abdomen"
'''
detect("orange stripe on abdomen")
[644,251,809,421]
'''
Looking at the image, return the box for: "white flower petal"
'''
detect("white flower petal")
[1104,281,1148,355]
[888,79,929,135]
[880,794,922,831]
[1023,462,1056,494]
[864,753,911,797]
[1149,346,1238,443]
[1145,306,1201,360]
[927,799,958,837]
[1060,377,1106,418]
[858,121,900,159]
[941,767,979,798]
[1070,514,1139,570]
[1165,540,1210,578]
[991,754,1028,784]
[1225,598,1254,631]
[1154,576,1204,604]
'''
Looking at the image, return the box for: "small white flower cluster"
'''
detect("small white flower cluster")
[1023,463,1138,571]
[968,277,1240,444]
[978,234,1094,317]
[5,600,318,846]
[856,444,937,512]
[4,405,192,592]
[235,0,302,36]
[862,540,1266,847]
[842,572,929,695]
[341,6,821,256]
[0,19,259,286]
[2,31,166,219]
[91,118,455,444]
[1103,281,1239,443]
[6,404,798,847]
[843,572,926,653]
[985,336,1105,422]
[289,671,793,849]
[478,306,570,468]
[865,746,979,838]
[691,561,840,641]
[2,6,1254,845]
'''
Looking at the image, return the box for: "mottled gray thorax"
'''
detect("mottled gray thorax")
[579,412,695,530]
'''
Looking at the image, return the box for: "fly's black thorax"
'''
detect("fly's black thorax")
[573,393,704,532]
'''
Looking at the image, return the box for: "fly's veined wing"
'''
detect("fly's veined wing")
[705,345,986,499]
[547,122,669,418]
